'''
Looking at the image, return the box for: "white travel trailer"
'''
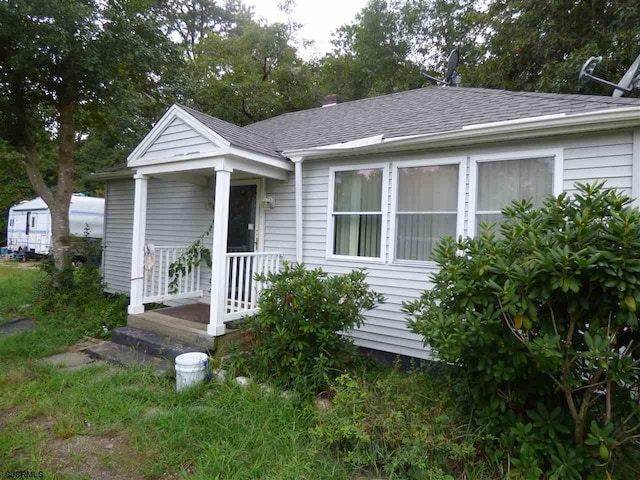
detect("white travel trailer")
[7,194,105,256]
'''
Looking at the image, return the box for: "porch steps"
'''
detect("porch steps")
[85,342,173,377]
[112,326,208,361]
[128,311,216,349]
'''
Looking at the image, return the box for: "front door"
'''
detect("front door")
[227,183,258,308]
[227,184,257,253]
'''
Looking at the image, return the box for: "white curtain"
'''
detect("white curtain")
[476,157,553,231]
[333,169,382,257]
[395,165,458,261]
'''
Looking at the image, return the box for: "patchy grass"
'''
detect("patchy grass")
[0,357,349,479]
[0,261,42,324]
[0,265,349,479]
[0,263,496,479]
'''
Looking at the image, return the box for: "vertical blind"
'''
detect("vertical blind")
[333,169,383,257]
[395,165,458,261]
[476,157,553,231]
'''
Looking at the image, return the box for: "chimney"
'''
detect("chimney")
[322,94,340,107]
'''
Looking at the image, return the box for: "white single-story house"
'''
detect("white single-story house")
[94,86,640,358]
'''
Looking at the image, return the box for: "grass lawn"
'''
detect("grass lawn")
[0,264,495,479]
[0,261,42,324]
[0,265,349,479]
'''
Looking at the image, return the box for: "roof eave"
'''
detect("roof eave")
[283,107,640,161]
[91,169,133,180]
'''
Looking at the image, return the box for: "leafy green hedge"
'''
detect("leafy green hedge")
[405,183,640,478]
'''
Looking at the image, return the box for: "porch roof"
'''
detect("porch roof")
[176,105,282,159]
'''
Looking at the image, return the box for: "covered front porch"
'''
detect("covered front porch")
[125,104,292,339]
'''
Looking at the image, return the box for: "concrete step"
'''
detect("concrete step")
[112,326,208,361]
[85,342,174,377]
[128,311,216,349]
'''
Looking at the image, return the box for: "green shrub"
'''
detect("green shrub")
[405,183,640,478]
[34,249,127,339]
[240,262,383,391]
[312,370,495,479]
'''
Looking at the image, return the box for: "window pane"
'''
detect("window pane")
[334,169,382,212]
[334,214,382,257]
[397,165,458,212]
[477,157,553,211]
[396,214,457,261]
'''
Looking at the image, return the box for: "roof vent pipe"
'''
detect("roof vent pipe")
[322,94,340,107]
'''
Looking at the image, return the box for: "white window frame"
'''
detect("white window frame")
[389,157,467,267]
[326,163,389,263]
[468,148,564,237]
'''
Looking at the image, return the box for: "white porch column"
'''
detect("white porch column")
[128,173,148,315]
[208,166,232,336]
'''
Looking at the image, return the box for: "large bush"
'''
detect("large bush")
[405,183,640,478]
[35,233,127,339]
[241,262,383,391]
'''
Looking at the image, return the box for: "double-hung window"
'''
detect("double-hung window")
[392,159,464,262]
[328,165,387,260]
[471,151,561,235]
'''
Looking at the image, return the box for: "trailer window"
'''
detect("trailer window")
[9,219,13,227]
[31,216,36,228]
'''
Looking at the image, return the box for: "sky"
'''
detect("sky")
[246,0,369,59]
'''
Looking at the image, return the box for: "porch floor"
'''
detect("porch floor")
[160,303,210,325]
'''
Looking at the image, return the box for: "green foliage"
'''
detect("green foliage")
[319,0,483,101]
[35,240,127,340]
[312,369,495,479]
[188,18,319,125]
[405,183,640,478]
[168,224,212,294]
[466,0,640,95]
[240,262,384,391]
[0,264,42,325]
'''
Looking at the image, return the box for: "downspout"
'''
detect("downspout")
[292,156,304,263]
[633,129,640,208]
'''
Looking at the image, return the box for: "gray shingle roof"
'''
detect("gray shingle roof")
[96,87,640,176]
[177,105,281,158]
[242,87,640,152]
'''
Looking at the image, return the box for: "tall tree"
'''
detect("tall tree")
[466,0,640,94]
[161,0,251,59]
[188,18,318,125]
[0,0,177,277]
[319,0,482,101]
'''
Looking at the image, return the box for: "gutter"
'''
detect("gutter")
[91,169,133,181]
[282,107,640,160]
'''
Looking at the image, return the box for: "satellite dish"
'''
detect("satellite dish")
[424,48,461,87]
[613,53,640,97]
[579,52,640,97]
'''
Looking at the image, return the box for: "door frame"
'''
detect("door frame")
[229,178,265,252]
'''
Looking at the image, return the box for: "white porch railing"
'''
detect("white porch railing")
[142,247,282,321]
[224,251,283,321]
[143,245,203,304]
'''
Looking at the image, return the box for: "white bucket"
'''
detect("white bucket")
[175,352,209,392]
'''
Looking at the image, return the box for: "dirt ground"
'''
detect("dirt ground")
[5,411,147,480]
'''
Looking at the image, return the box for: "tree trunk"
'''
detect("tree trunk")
[19,99,75,280]
[51,100,75,273]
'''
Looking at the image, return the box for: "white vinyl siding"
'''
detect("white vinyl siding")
[140,117,219,161]
[264,175,297,262]
[102,178,213,301]
[101,129,638,359]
